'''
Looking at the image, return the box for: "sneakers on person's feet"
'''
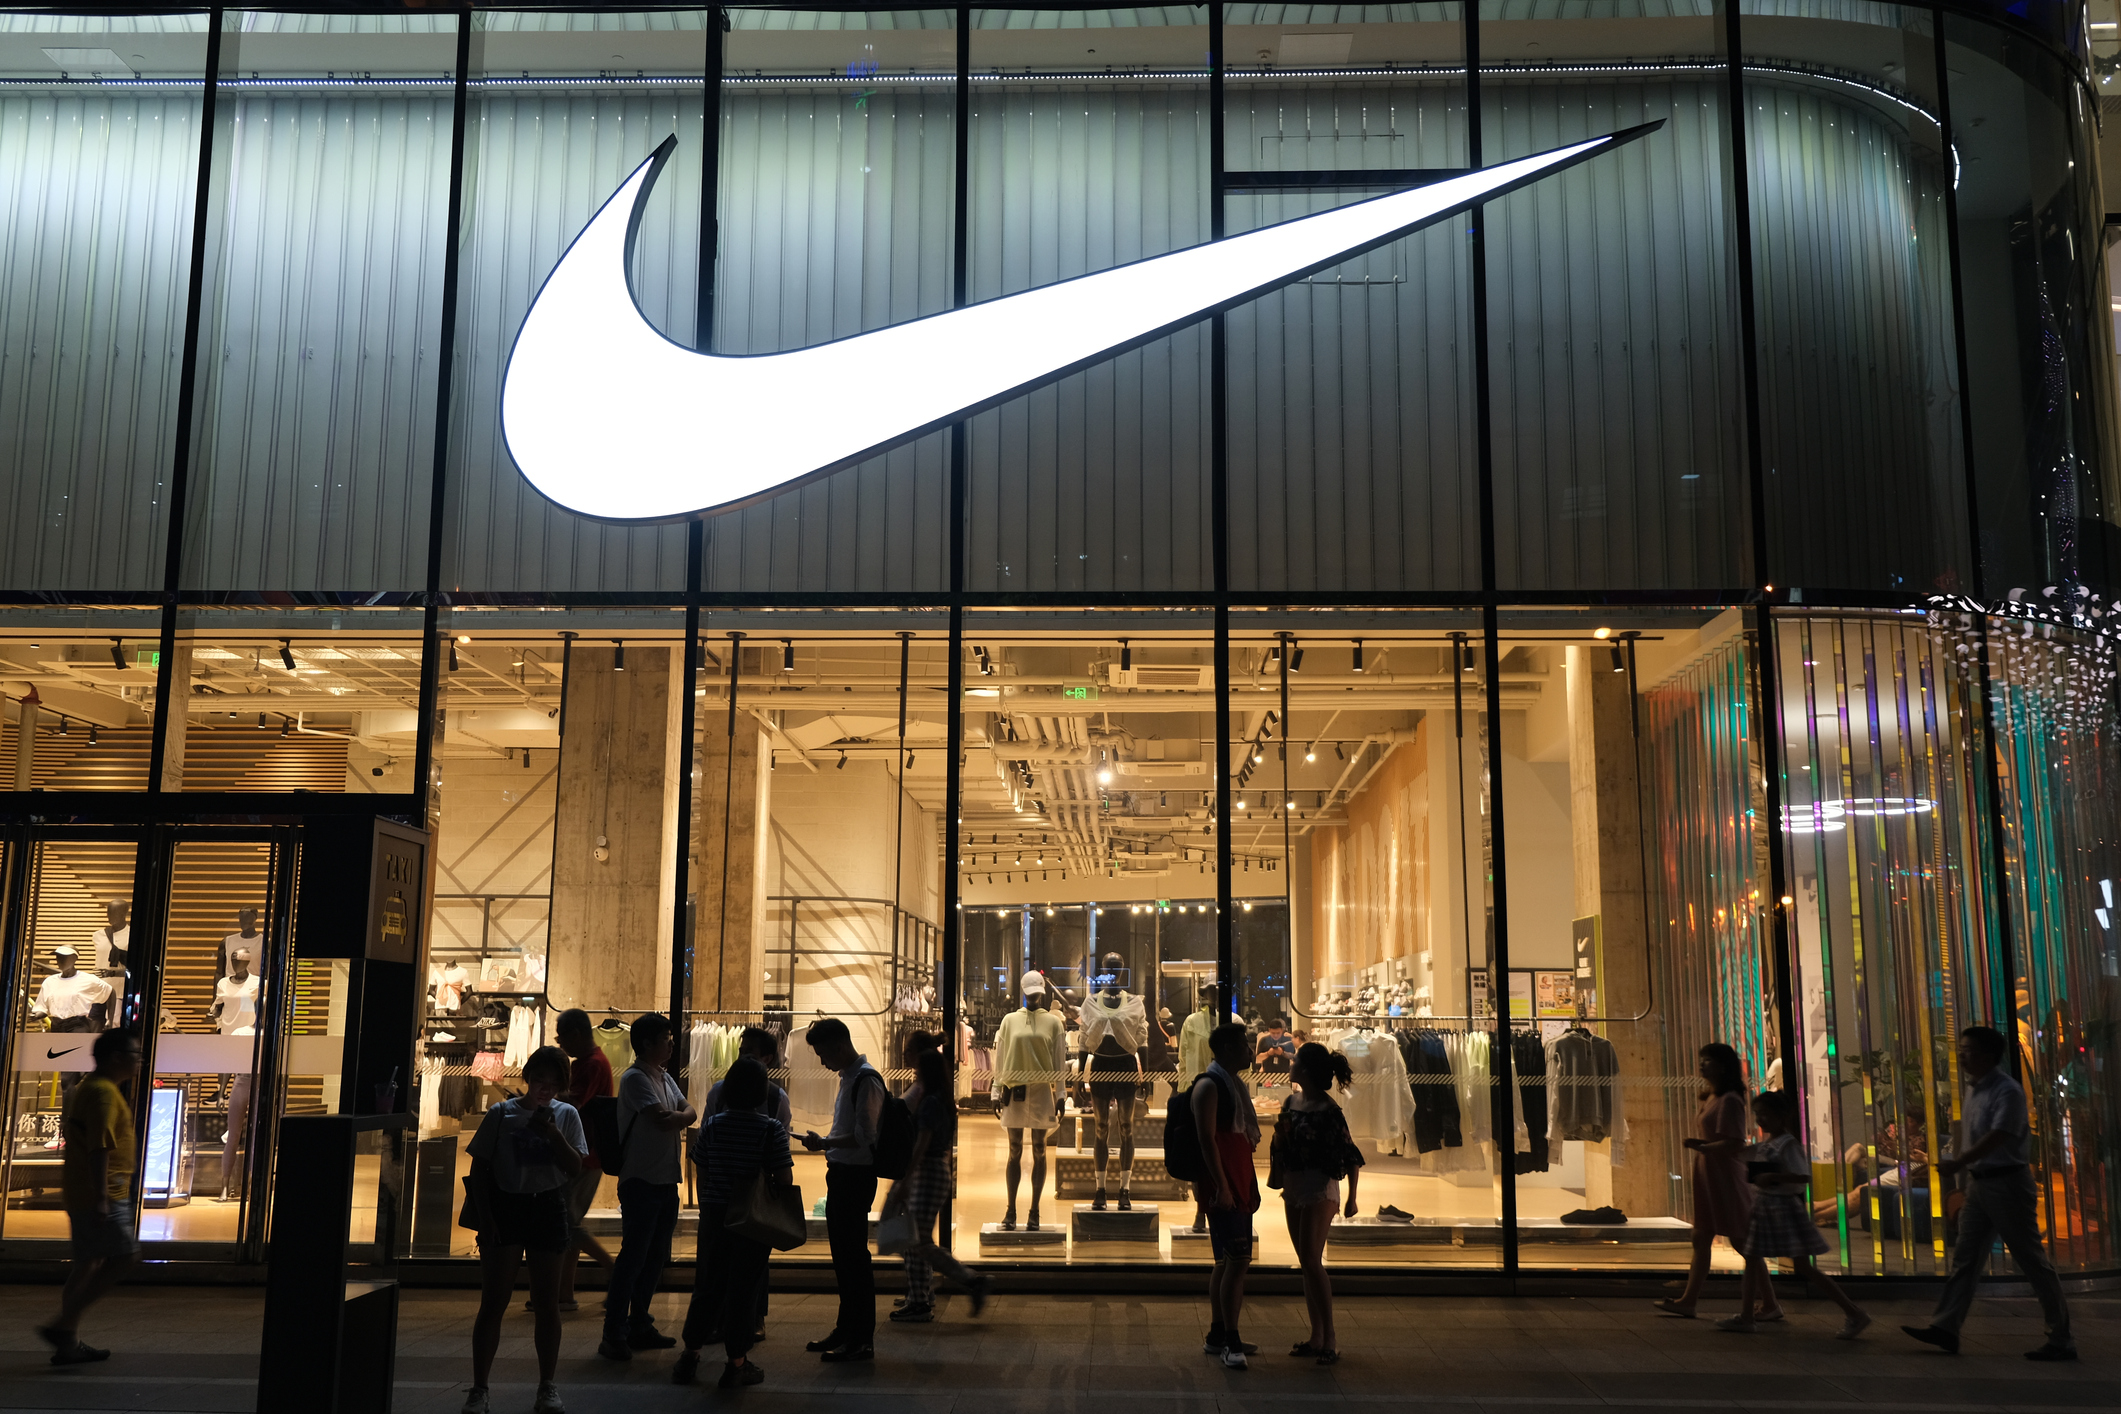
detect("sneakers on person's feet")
[889,1302,935,1323]
[672,1348,702,1384]
[459,1388,491,1414]
[1713,1316,1756,1333]
[627,1324,676,1350]
[1836,1311,1873,1341]
[1220,1347,1249,1370]
[531,1381,566,1414]
[967,1275,993,1319]
[2025,1344,2078,1362]
[50,1341,110,1366]
[719,1359,766,1388]
[1203,1330,1227,1356]
[33,1324,72,1352]
[1902,1325,1959,1354]
[596,1335,634,1361]
[1226,1338,1259,1355]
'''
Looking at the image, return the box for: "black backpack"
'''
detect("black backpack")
[869,1072,917,1180]
[1163,1074,1218,1184]
[582,1095,636,1174]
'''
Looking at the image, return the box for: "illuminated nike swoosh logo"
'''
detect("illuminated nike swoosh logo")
[46,1046,80,1059]
[503,122,1660,523]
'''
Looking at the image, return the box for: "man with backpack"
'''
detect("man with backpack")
[798,1018,889,1362]
[1182,1023,1261,1369]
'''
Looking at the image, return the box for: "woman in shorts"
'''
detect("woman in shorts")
[463,1045,586,1414]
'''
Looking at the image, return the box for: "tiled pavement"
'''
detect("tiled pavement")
[0,1279,2113,1413]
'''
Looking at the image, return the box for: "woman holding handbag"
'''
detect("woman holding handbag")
[673,1059,792,1389]
[1268,1042,1363,1364]
[881,1047,992,1323]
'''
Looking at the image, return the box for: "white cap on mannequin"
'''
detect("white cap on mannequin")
[1020,970,1046,995]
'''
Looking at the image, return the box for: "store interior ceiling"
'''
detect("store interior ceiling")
[0,613,1733,892]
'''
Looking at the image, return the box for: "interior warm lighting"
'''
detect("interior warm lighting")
[502,129,1649,521]
[1594,626,1612,639]
[782,639,795,671]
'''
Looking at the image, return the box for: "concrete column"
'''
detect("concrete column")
[548,646,677,1017]
[691,713,770,1017]
[12,698,35,789]
[1566,646,1669,1218]
[159,642,191,791]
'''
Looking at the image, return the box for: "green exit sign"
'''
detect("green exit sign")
[133,650,160,670]
[1060,681,1099,701]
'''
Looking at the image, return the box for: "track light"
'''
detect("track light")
[1460,643,1478,671]
[110,638,126,670]
[837,750,847,770]
[256,713,267,730]
[1352,640,1364,672]
[56,715,69,736]
[906,751,916,770]
[782,639,795,671]
[280,640,297,672]
[523,746,531,767]
[1334,742,1346,761]
[1609,642,1626,673]
[280,717,291,737]
[1305,744,1316,763]
[88,724,99,745]
[448,639,459,672]
[613,640,626,671]
[1289,645,1304,673]
[1120,639,1131,671]
[1237,797,1247,810]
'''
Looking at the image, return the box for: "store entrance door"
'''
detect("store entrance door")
[0,824,303,1263]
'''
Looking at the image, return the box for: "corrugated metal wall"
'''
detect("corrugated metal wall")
[0,61,1974,597]
[965,81,1213,593]
[0,92,198,592]
[446,94,704,593]
[183,94,450,592]
[1748,78,1964,595]
[1485,78,1745,591]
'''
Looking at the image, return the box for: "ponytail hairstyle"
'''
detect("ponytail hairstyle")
[1292,1041,1353,1096]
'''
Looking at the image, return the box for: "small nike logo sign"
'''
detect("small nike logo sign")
[46,1046,80,1059]
[504,122,1660,523]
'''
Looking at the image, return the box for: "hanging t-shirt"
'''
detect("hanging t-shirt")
[222,931,264,977]
[214,974,261,1036]
[467,1096,586,1196]
[592,1024,633,1077]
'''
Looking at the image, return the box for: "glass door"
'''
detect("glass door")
[0,832,147,1254]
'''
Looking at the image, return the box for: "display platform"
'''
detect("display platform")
[803,1211,881,1247]
[979,1222,1067,1253]
[1070,1202,1158,1243]
[1328,1218,1454,1247]
[1169,1224,1255,1258]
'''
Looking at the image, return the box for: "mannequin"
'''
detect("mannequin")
[991,971,1066,1231]
[1079,952,1148,1211]
[1178,985,1220,1232]
[222,908,264,980]
[211,947,262,1201]
[91,900,130,976]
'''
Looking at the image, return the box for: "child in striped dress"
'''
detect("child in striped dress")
[1718,1089,1869,1339]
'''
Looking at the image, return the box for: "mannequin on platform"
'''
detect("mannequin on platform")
[992,971,1066,1232]
[91,900,130,979]
[1079,952,1148,1212]
[222,909,263,980]
[210,947,262,1201]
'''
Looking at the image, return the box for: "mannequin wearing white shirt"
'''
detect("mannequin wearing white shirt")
[222,908,263,979]
[211,948,262,1200]
[91,899,130,975]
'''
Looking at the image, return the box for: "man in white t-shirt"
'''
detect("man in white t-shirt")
[598,1012,695,1362]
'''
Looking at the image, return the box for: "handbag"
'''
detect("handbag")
[458,1176,485,1233]
[875,1210,916,1256]
[725,1171,807,1252]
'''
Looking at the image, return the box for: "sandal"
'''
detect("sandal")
[1649,1299,1696,1319]
[1315,1350,1341,1366]
[1289,1341,1321,1357]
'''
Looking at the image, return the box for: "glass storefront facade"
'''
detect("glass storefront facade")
[3,2,2119,1287]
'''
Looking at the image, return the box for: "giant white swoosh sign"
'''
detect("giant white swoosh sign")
[503,122,1660,523]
